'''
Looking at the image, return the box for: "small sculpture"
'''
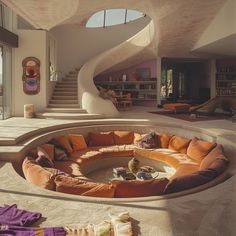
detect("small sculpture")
[128,157,140,174]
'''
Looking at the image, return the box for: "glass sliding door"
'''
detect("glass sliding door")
[2,45,12,119]
[0,45,12,120]
[0,2,12,120]
[0,46,2,119]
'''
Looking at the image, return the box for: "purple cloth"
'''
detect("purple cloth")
[0,225,66,236]
[0,205,41,226]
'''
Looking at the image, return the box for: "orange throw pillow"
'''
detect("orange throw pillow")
[111,178,169,198]
[158,133,173,148]
[88,131,115,146]
[187,137,216,162]
[69,134,87,151]
[40,144,54,161]
[55,136,73,153]
[22,158,56,190]
[200,144,227,170]
[37,146,54,167]
[168,135,191,153]
[114,131,134,145]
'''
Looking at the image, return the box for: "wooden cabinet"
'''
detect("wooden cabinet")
[94,79,157,105]
[216,60,236,96]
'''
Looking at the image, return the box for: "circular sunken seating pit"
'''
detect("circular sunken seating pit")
[21,129,229,199]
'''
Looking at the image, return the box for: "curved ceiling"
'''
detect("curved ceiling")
[1,0,227,59]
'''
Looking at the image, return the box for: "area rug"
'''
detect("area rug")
[149,111,229,122]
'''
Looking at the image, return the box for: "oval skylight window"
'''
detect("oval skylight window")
[86,9,145,28]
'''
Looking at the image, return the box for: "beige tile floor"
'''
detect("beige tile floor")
[0,106,235,235]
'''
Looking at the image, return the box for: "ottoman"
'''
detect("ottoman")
[163,103,191,113]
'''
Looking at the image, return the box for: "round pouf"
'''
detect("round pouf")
[24,104,34,118]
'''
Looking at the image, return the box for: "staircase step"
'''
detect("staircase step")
[52,95,78,100]
[65,75,77,79]
[36,112,103,120]
[53,92,77,96]
[45,108,87,113]
[54,87,77,91]
[57,81,77,85]
[50,100,78,104]
[56,84,76,88]
[69,71,78,75]
[48,104,80,108]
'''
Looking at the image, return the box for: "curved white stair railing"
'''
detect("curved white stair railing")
[78,20,155,118]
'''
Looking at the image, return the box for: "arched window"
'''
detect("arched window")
[86,9,145,28]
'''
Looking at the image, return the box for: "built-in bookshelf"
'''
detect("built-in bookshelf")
[216,60,236,96]
[94,79,157,104]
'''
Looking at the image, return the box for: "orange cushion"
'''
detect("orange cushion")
[164,169,216,194]
[55,176,114,197]
[55,176,97,194]
[158,133,173,148]
[114,131,134,145]
[54,161,83,177]
[207,158,228,175]
[69,134,87,151]
[81,184,115,198]
[168,136,191,154]
[200,144,227,170]
[187,137,216,162]
[111,178,169,198]
[54,136,73,153]
[165,159,228,194]
[170,164,199,180]
[37,146,54,167]
[163,103,191,111]
[40,144,54,161]
[22,158,56,190]
[88,131,115,146]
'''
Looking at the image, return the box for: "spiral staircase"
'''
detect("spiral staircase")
[36,69,103,120]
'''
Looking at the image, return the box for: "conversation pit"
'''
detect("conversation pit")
[21,129,229,199]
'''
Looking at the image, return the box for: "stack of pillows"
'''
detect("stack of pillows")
[22,131,229,198]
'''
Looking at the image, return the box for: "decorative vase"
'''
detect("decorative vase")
[122,74,127,82]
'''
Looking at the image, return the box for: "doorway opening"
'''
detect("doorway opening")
[0,45,12,120]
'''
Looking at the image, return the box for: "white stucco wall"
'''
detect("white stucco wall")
[50,17,150,77]
[193,0,236,49]
[12,30,48,116]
